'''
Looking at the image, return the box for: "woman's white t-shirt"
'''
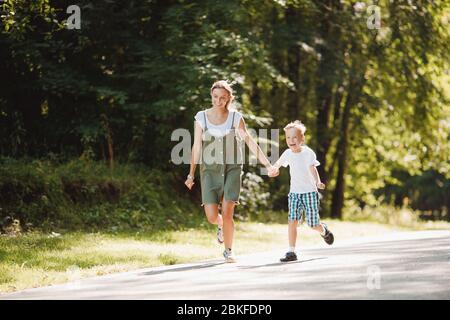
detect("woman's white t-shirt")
[277,146,321,194]
[194,110,243,138]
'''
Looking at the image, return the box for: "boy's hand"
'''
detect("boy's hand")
[267,166,279,177]
[317,182,325,189]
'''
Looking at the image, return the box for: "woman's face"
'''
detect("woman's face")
[211,88,230,109]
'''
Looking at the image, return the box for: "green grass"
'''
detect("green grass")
[1,219,449,294]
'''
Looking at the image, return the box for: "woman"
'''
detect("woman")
[185,80,275,262]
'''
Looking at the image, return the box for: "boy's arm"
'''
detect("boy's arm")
[272,158,284,170]
[268,158,284,177]
[309,165,325,189]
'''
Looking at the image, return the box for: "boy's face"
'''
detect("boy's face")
[285,127,303,152]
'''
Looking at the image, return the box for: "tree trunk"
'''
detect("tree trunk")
[331,72,365,219]
[328,81,346,180]
[287,46,300,120]
[331,91,351,219]
[314,0,342,185]
[101,113,114,170]
[250,80,262,115]
[106,129,114,170]
[330,23,380,218]
[316,85,332,183]
[286,5,301,120]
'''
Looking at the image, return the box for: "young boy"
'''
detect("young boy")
[269,120,334,262]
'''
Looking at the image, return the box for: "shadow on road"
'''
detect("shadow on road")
[237,257,328,270]
[140,261,225,276]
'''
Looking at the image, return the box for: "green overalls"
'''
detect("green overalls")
[200,111,244,206]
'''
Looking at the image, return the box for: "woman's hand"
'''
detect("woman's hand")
[185,176,195,190]
[267,166,279,178]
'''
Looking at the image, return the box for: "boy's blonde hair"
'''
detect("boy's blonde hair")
[210,80,235,110]
[284,120,306,143]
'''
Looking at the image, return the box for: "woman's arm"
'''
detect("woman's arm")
[185,121,203,190]
[237,118,273,170]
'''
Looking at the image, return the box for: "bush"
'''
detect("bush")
[342,200,422,227]
[374,169,449,221]
[0,158,201,232]
[238,172,270,219]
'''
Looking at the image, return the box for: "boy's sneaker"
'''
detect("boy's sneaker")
[280,251,298,262]
[321,223,334,245]
[223,249,236,263]
[217,226,224,244]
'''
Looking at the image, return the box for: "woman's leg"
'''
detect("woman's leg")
[203,204,223,226]
[221,200,236,250]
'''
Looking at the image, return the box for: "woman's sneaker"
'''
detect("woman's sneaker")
[217,226,224,244]
[280,251,298,262]
[321,223,334,245]
[223,249,236,263]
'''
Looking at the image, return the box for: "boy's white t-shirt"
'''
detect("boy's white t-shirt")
[277,146,321,194]
[194,110,243,138]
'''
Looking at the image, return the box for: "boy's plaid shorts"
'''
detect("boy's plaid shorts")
[288,191,321,227]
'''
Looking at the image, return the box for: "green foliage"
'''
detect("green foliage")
[158,253,179,266]
[238,172,270,217]
[1,0,449,222]
[343,202,422,228]
[374,169,449,220]
[0,158,202,232]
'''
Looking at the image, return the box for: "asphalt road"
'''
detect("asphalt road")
[2,230,449,300]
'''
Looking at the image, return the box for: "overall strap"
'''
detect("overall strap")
[203,111,208,130]
[230,111,236,129]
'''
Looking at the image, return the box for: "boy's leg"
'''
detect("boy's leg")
[311,224,325,234]
[318,222,334,245]
[287,193,301,250]
[288,220,299,249]
[303,192,334,245]
[281,219,299,262]
[302,191,321,231]
[281,194,301,262]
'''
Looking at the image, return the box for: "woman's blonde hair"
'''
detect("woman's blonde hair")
[284,120,306,144]
[210,80,235,110]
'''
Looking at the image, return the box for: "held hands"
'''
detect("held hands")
[267,166,279,178]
